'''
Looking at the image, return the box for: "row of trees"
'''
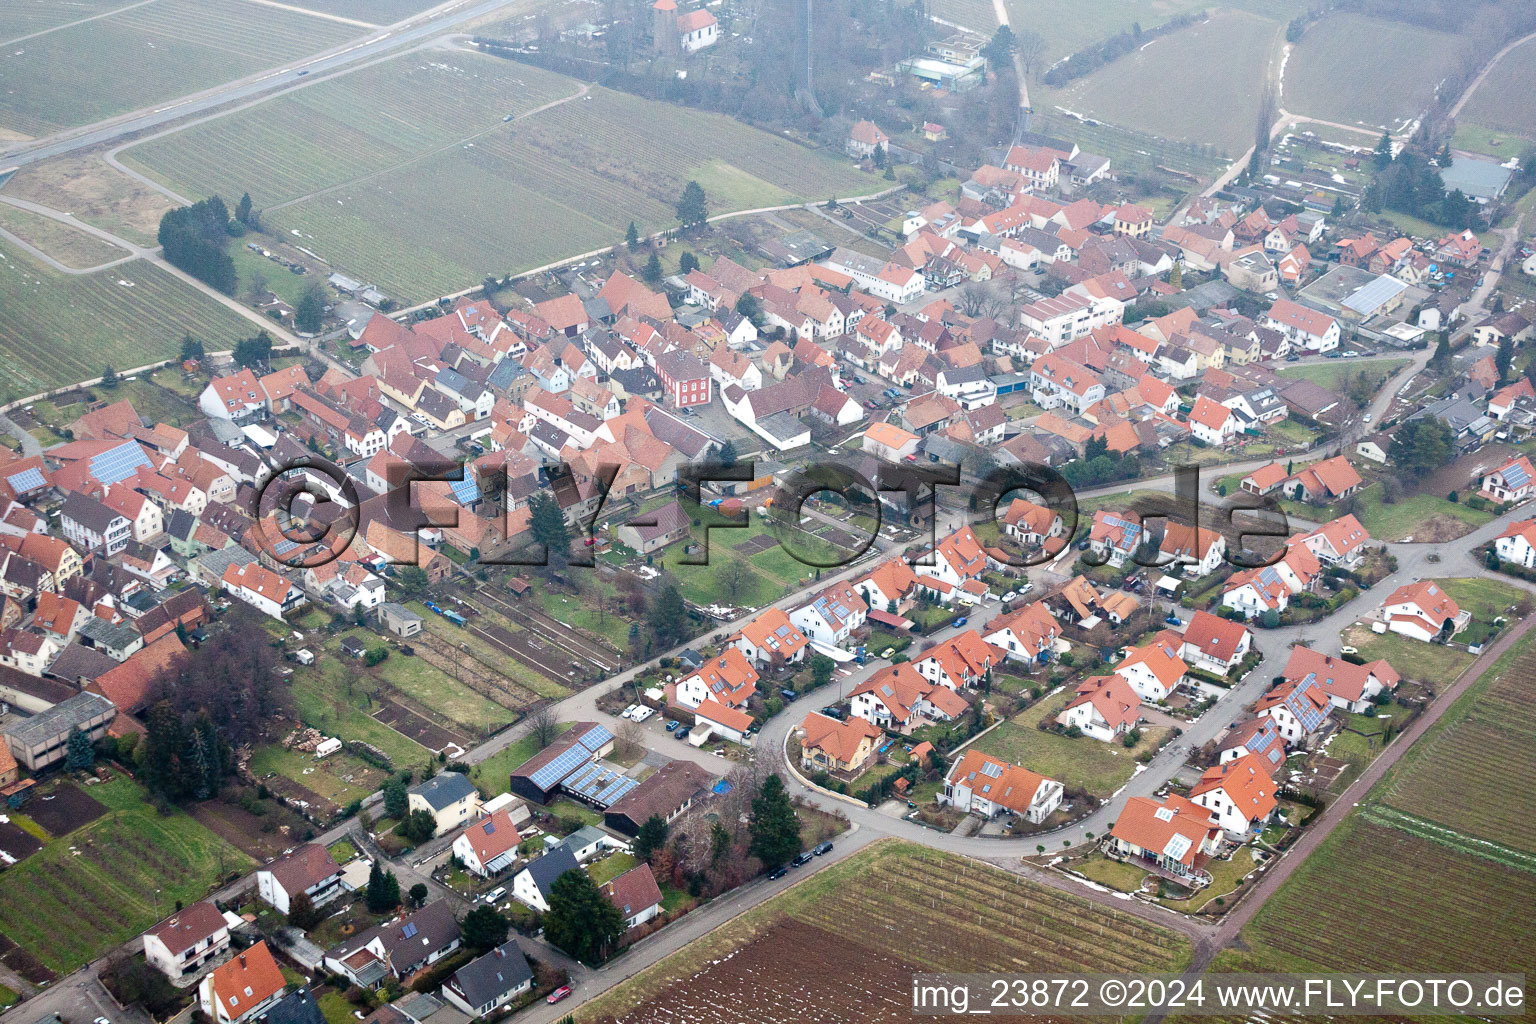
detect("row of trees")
[159,196,238,294]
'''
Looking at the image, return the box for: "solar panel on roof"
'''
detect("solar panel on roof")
[401,923,418,939]
[6,467,44,492]
[1505,463,1531,488]
[980,761,1003,778]
[528,743,593,791]
[450,476,480,505]
[577,724,614,751]
[90,442,152,486]
[775,625,791,638]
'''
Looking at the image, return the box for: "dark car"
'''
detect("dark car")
[813,841,833,856]
[767,865,788,880]
[779,687,798,701]
[792,851,814,867]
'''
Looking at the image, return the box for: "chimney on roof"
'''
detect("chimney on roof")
[239,953,247,967]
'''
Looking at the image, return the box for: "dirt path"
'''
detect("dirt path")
[1448,28,1536,121]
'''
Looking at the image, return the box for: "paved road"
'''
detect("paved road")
[0,0,516,169]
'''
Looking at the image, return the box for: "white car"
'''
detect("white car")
[1019,582,1034,594]
[631,706,655,722]
[620,704,639,720]
[1363,413,1372,423]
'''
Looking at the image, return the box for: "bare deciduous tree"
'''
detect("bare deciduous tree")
[525,703,560,749]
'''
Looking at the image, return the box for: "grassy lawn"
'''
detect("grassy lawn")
[0,202,129,269]
[0,984,18,1009]
[1159,846,1261,912]
[317,990,358,1024]
[1276,357,1408,391]
[971,693,1169,799]
[533,582,635,650]
[1351,484,1493,542]
[290,656,433,768]
[469,724,572,794]
[249,745,378,807]
[1340,624,1473,687]
[327,838,360,864]
[411,601,573,702]
[1072,853,1148,892]
[587,852,637,887]
[0,777,253,974]
[329,629,514,733]
[1434,577,1527,625]
[546,797,603,828]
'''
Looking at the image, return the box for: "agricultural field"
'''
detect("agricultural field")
[0,0,138,44]
[123,51,878,302]
[1244,817,1536,976]
[0,238,254,402]
[992,0,1304,69]
[0,777,252,975]
[1456,35,1536,151]
[1039,10,1279,154]
[283,0,442,23]
[0,202,130,268]
[1282,14,1467,129]
[972,691,1170,798]
[0,0,362,136]
[1380,630,1536,855]
[579,840,1191,1023]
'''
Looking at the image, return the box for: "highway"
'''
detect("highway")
[0,0,518,169]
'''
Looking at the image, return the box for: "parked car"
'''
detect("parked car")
[1019,582,1034,594]
[631,706,655,722]
[792,851,814,867]
[779,687,798,701]
[953,616,968,628]
[665,719,681,732]
[880,646,896,659]
[767,865,788,880]
[621,704,638,719]
[813,841,833,856]
[547,986,573,1005]
[482,886,506,904]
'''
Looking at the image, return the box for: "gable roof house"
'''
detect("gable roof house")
[848,662,970,734]
[1281,646,1399,713]
[1106,794,1221,886]
[451,808,523,878]
[1057,673,1142,742]
[1189,754,1277,837]
[798,711,883,774]
[1380,580,1467,643]
[942,748,1064,823]
[602,863,664,931]
[982,601,1062,665]
[257,844,345,916]
[1479,455,1536,504]
[1282,455,1363,504]
[1177,611,1252,676]
[1298,514,1371,569]
[199,941,286,1024]
[143,901,231,982]
[1254,673,1331,747]
[324,900,462,985]
[1114,637,1188,703]
[441,941,534,1018]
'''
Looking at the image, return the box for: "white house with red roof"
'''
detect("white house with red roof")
[1187,395,1237,446]
[1255,673,1331,746]
[789,581,868,647]
[1188,754,1276,837]
[1261,298,1339,352]
[1494,519,1536,567]
[1001,497,1065,548]
[199,941,285,1024]
[1058,674,1141,742]
[847,120,889,159]
[220,562,305,620]
[1380,580,1467,642]
[1282,455,1363,504]
[848,663,970,733]
[1115,637,1187,702]
[693,698,754,743]
[1479,455,1536,504]
[983,600,1062,665]
[1177,611,1252,675]
[1106,795,1220,885]
[1281,646,1399,714]
[914,525,988,599]
[674,646,759,710]
[1298,514,1371,569]
[730,607,810,666]
[1221,563,1292,619]
[912,630,1005,691]
[942,749,1063,823]
[1087,509,1144,568]
[452,808,523,878]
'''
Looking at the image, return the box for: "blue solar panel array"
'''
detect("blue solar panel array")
[574,723,614,752]
[527,742,594,792]
[1503,461,1530,490]
[90,442,151,486]
[6,467,44,493]
[563,762,638,806]
[450,475,480,505]
[1291,673,1329,732]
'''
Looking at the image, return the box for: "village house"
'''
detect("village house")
[1281,646,1399,713]
[848,662,970,733]
[451,807,523,878]
[1255,673,1331,747]
[1262,298,1340,353]
[1282,456,1363,504]
[602,863,664,932]
[143,902,231,982]
[1494,519,1536,567]
[199,942,285,1024]
[1479,455,1536,504]
[408,772,481,836]
[941,748,1064,823]
[257,844,345,916]
[730,608,810,667]
[1087,510,1144,568]
[441,941,534,1017]
[1217,717,1285,773]
[1178,611,1252,675]
[798,711,883,774]
[1188,754,1276,837]
[1057,673,1141,742]
[789,582,868,647]
[983,601,1062,665]
[673,646,759,711]
[1106,794,1221,886]
[1299,515,1371,569]
[1115,637,1188,702]
[1380,580,1467,642]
